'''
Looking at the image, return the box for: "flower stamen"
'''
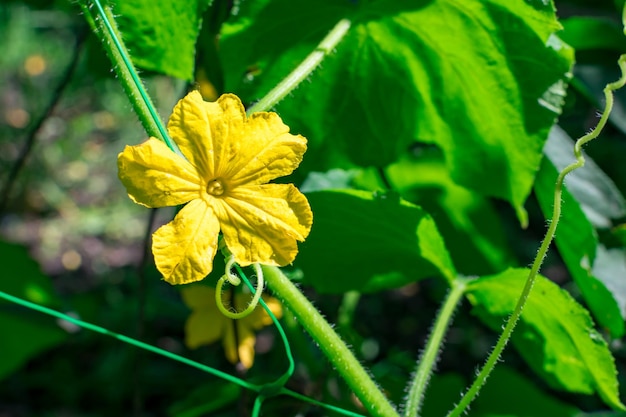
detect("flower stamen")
[207,178,226,196]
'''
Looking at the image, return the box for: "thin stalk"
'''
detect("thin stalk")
[246,18,351,114]
[0,288,364,417]
[446,54,626,417]
[263,265,399,417]
[78,0,176,151]
[0,289,259,391]
[403,279,467,417]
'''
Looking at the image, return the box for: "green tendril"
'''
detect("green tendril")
[446,54,626,417]
[216,259,264,319]
[0,289,364,416]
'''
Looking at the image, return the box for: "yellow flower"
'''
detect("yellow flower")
[181,285,283,369]
[118,91,313,285]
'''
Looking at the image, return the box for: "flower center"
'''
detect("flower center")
[206,178,226,196]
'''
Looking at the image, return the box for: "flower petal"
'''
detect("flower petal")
[226,112,307,186]
[223,321,256,369]
[214,184,313,266]
[180,285,215,311]
[118,138,201,208]
[181,286,225,348]
[184,310,224,349]
[243,295,283,330]
[167,91,246,179]
[152,199,220,285]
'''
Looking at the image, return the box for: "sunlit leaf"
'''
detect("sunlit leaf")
[295,189,456,293]
[114,0,213,80]
[220,0,572,212]
[467,268,624,410]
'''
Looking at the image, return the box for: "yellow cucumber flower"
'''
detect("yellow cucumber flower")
[181,285,283,369]
[118,91,313,285]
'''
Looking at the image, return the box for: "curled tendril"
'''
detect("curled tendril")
[215,258,265,319]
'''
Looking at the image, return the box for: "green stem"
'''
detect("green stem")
[78,0,176,152]
[403,279,467,417]
[0,289,364,417]
[446,54,626,417]
[0,289,259,391]
[262,266,399,417]
[246,18,351,115]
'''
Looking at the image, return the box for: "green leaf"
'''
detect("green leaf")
[466,268,624,410]
[354,152,514,276]
[536,133,625,337]
[296,189,456,293]
[114,0,212,80]
[0,241,67,380]
[220,0,572,211]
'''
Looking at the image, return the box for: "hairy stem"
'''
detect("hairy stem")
[263,266,399,417]
[404,279,467,417]
[246,18,351,114]
[446,54,626,417]
[78,0,176,152]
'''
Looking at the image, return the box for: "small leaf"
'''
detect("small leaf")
[296,189,456,293]
[114,0,213,80]
[466,268,624,410]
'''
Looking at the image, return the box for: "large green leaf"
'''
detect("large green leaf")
[295,189,456,293]
[0,241,67,380]
[113,0,212,80]
[537,128,625,337]
[353,153,514,276]
[220,0,572,211]
[466,268,624,410]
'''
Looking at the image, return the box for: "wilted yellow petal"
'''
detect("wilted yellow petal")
[215,184,312,266]
[243,295,283,330]
[181,285,214,310]
[152,199,220,285]
[118,138,201,208]
[184,310,224,349]
[224,112,307,187]
[182,286,225,349]
[223,322,256,369]
[168,91,246,179]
